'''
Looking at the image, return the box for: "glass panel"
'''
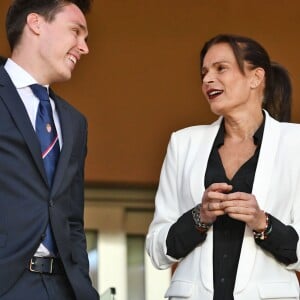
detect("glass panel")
[127,235,145,300]
[86,230,98,290]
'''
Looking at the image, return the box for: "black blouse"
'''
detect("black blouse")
[166,118,298,300]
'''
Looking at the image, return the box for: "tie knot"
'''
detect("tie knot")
[30,84,49,102]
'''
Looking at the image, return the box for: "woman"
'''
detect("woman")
[146,34,300,300]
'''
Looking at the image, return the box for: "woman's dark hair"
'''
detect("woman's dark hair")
[264,62,291,122]
[6,0,93,51]
[200,34,291,122]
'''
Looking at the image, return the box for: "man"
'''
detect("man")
[0,56,6,65]
[0,1,99,299]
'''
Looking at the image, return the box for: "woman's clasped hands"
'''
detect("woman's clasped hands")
[200,182,267,231]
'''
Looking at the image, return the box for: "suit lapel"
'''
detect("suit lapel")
[234,111,280,293]
[49,90,74,197]
[0,68,75,196]
[0,67,48,185]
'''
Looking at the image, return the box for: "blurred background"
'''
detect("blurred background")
[1,1,300,299]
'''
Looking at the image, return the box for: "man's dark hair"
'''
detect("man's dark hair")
[6,0,93,51]
[0,56,7,66]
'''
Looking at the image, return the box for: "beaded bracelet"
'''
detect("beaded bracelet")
[253,212,272,240]
[192,204,212,233]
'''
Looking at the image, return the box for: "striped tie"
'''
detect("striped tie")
[30,84,60,256]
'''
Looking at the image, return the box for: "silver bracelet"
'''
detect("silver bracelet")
[192,204,212,232]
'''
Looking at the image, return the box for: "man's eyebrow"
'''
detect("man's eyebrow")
[73,21,89,39]
[71,21,88,32]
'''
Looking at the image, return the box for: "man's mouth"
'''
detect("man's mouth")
[67,54,78,65]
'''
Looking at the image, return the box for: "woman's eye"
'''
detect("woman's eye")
[201,69,207,80]
[217,65,226,72]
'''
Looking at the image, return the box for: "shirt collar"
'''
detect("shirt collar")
[253,113,265,146]
[214,113,265,148]
[4,58,49,91]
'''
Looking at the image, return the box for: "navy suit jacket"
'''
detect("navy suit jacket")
[0,66,99,299]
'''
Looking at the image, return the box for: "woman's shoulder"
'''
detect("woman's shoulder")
[275,122,300,151]
[280,121,300,133]
[266,112,300,136]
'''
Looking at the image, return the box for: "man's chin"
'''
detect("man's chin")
[54,71,72,83]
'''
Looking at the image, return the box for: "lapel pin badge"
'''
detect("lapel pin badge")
[46,123,52,133]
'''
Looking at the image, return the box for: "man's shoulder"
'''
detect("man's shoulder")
[50,90,87,121]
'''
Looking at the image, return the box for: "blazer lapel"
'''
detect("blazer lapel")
[189,117,222,292]
[49,90,74,197]
[0,68,48,185]
[189,117,223,205]
[234,111,281,293]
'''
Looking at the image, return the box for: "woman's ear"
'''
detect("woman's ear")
[250,67,265,89]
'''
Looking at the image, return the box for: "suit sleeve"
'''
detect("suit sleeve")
[68,117,91,278]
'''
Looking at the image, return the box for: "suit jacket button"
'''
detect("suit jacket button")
[49,199,54,207]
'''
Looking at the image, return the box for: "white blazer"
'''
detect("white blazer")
[146,111,300,300]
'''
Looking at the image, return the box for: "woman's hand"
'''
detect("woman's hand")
[220,192,267,230]
[200,182,233,224]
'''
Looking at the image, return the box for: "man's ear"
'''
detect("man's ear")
[250,67,265,89]
[26,13,42,35]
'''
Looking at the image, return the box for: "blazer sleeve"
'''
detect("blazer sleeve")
[279,123,300,271]
[286,168,300,271]
[255,215,298,265]
[146,132,185,269]
[166,208,207,259]
[146,122,220,270]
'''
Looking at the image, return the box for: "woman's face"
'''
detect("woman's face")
[201,43,255,116]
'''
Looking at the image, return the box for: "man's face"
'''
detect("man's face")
[37,3,89,84]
